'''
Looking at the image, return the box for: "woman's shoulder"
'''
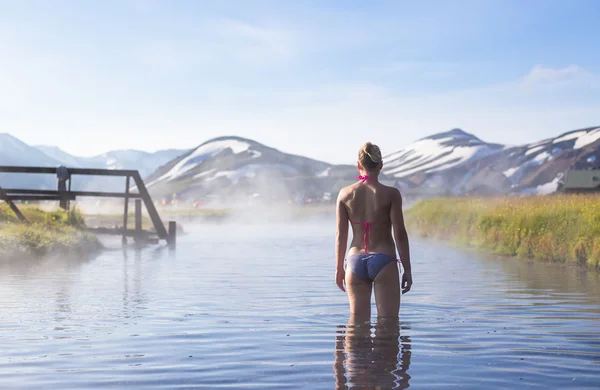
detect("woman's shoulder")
[378,181,400,192]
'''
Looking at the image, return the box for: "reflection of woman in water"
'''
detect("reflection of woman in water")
[333,315,412,389]
[335,142,412,319]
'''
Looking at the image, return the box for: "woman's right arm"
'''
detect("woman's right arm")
[390,188,412,293]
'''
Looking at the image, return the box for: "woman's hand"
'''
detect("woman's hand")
[336,268,346,292]
[401,271,412,294]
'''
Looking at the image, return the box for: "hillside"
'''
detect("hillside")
[143,136,372,205]
[34,146,187,178]
[382,126,600,197]
[1,126,600,202]
[0,134,61,189]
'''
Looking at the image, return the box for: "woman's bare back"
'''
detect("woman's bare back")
[339,180,397,258]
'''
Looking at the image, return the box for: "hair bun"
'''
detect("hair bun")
[365,143,382,163]
[358,142,383,168]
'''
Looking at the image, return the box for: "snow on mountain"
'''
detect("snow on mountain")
[491,126,600,194]
[84,149,188,178]
[148,139,255,185]
[34,146,188,178]
[381,126,600,197]
[3,125,600,198]
[383,129,504,178]
[147,136,329,185]
[144,136,337,201]
[0,134,188,191]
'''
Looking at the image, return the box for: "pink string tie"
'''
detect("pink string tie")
[357,175,369,182]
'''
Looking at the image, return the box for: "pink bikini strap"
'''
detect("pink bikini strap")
[357,175,369,182]
[351,221,372,254]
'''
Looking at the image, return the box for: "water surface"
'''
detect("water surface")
[1,221,600,389]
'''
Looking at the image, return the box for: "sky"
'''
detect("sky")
[1,0,599,164]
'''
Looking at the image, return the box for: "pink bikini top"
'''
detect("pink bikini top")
[352,174,388,254]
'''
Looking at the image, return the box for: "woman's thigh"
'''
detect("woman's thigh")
[373,261,400,318]
[345,267,372,315]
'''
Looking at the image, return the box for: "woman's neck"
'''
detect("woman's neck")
[358,172,379,183]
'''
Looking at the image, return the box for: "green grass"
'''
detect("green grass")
[404,195,600,269]
[0,204,102,260]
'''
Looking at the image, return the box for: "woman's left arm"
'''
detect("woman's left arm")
[335,190,349,291]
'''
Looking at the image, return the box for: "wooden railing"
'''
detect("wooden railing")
[0,166,176,247]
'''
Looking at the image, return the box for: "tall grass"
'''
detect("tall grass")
[404,195,600,269]
[0,204,101,260]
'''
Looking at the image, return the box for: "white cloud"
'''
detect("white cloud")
[521,64,598,87]
[135,18,298,72]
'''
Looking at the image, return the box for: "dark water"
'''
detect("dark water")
[1,222,600,389]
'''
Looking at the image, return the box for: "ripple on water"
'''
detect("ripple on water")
[1,225,600,389]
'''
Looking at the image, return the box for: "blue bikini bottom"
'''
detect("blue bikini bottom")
[345,253,397,281]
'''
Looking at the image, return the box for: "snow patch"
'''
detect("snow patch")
[525,145,545,156]
[553,130,587,144]
[317,167,332,177]
[150,139,251,184]
[193,169,217,179]
[503,167,519,178]
[385,138,498,178]
[573,127,600,149]
[532,151,551,164]
[536,176,561,195]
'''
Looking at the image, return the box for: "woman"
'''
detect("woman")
[335,142,412,319]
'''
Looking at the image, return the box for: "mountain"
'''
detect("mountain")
[3,126,600,201]
[382,126,600,197]
[0,134,62,189]
[0,134,188,191]
[34,146,188,178]
[383,129,504,178]
[34,145,85,168]
[143,136,385,204]
[32,145,188,191]
[471,126,600,195]
[1,134,63,167]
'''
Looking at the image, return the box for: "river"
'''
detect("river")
[1,220,599,389]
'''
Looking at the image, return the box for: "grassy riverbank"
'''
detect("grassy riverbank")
[404,195,600,269]
[0,204,102,261]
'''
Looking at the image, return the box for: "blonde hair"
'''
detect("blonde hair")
[358,142,382,170]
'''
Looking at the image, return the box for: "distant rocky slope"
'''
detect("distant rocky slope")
[2,126,600,203]
[143,136,376,205]
[382,126,600,197]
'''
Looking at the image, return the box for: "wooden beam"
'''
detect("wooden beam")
[135,199,142,237]
[0,166,138,177]
[0,189,142,198]
[132,172,169,241]
[123,175,130,243]
[0,195,76,201]
[168,221,177,248]
[0,187,27,222]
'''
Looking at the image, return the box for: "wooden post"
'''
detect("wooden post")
[132,172,169,241]
[168,221,177,249]
[0,187,27,223]
[67,174,72,210]
[135,199,142,239]
[122,175,130,243]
